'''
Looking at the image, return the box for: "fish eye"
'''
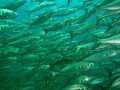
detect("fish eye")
[2,12,6,15]
[105,53,109,56]
[0,26,3,30]
[80,80,84,83]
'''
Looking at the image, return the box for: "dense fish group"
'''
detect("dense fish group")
[1,0,120,90]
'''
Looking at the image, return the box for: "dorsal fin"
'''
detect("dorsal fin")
[67,0,71,6]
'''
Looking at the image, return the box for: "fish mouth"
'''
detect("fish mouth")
[15,13,19,17]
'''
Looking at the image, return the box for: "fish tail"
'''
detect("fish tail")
[89,32,100,48]
[106,18,115,32]
[42,28,49,35]
[106,25,113,32]
[96,15,101,26]
[51,71,58,77]
[104,67,113,79]
[67,0,71,6]
[83,8,89,14]
[67,31,75,41]
[93,5,100,17]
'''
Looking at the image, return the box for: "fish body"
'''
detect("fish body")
[56,8,78,17]
[30,10,57,27]
[53,61,94,76]
[22,2,56,13]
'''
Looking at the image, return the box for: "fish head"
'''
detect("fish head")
[79,62,94,71]
[47,10,57,17]
[79,75,93,83]
[40,65,50,70]
[105,49,120,57]
[54,54,63,60]
[3,9,19,19]
[13,12,19,17]
[89,77,108,85]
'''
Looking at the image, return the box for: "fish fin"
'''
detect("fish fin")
[106,17,115,32]
[96,15,102,26]
[21,9,31,17]
[83,7,89,14]
[107,76,120,89]
[89,32,100,49]
[67,31,75,41]
[67,0,71,6]
[42,28,49,35]
[93,4,100,17]
[106,25,112,32]
[104,67,113,80]
[51,71,58,77]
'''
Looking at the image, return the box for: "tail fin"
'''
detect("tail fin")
[96,15,102,26]
[104,67,113,80]
[106,17,115,32]
[21,9,31,17]
[67,31,75,41]
[51,71,58,77]
[89,32,100,49]
[93,4,101,17]
[67,0,71,6]
[42,28,49,35]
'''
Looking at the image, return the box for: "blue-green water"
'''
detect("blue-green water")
[0,0,120,90]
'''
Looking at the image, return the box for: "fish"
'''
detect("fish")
[92,33,120,47]
[68,21,103,40]
[1,0,120,90]
[30,10,57,27]
[95,0,120,11]
[52,61,94,76]
[67,0,71,6]
[96,10,120,26]
[43,16,79,34]
[83,49,120,63]
[22,2,56,15]
[0,9,19,19]
[43,53,63,65]
[0,0,27,11]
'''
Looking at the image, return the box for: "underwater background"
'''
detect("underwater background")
[0,0,120,90]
